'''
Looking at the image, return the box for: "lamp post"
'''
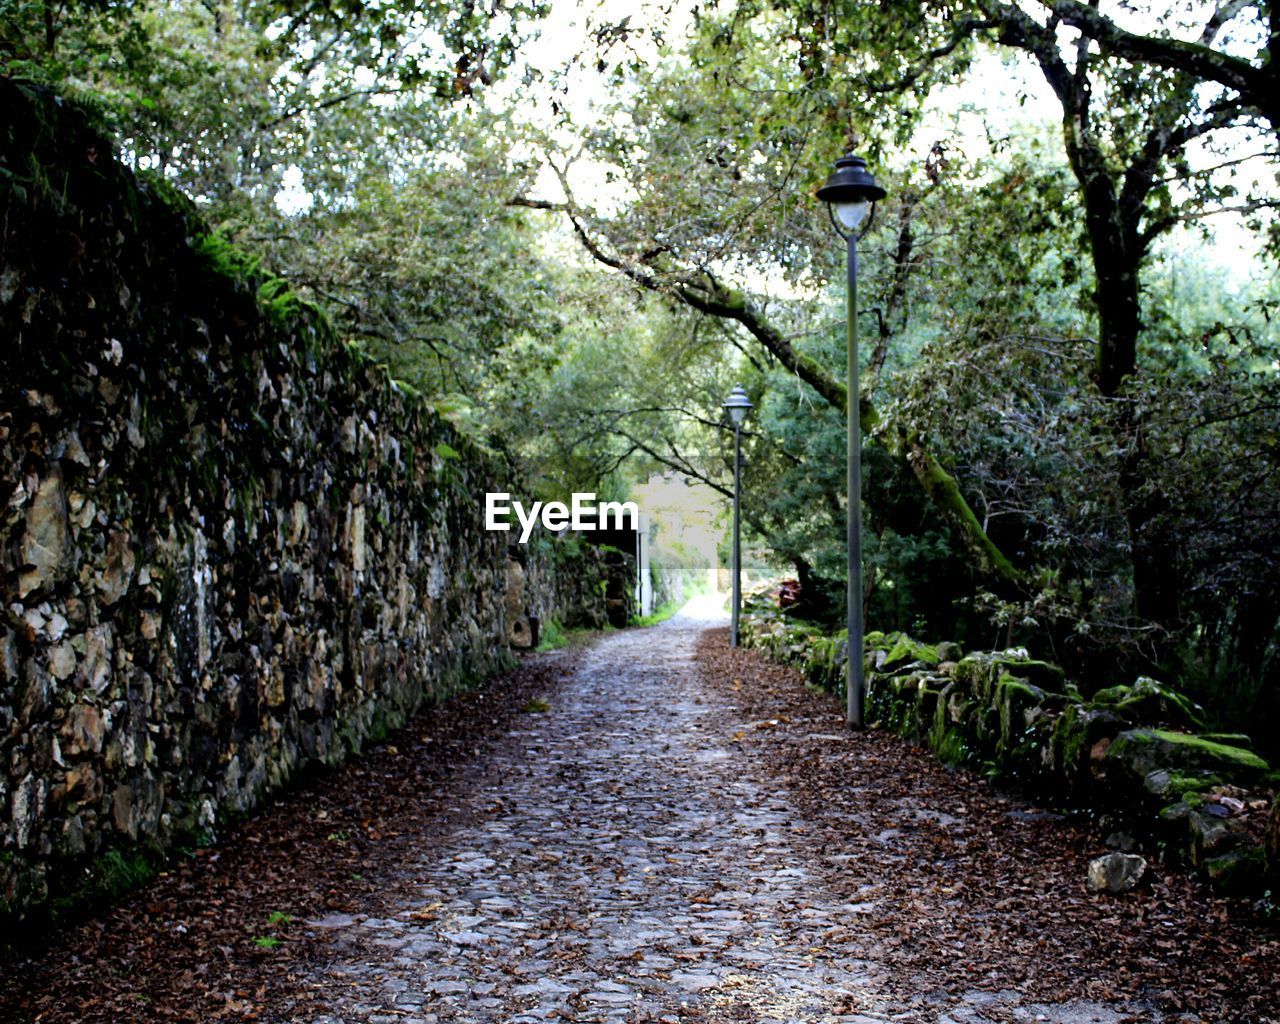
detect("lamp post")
[723,385,752,647]
[817,153,886,729]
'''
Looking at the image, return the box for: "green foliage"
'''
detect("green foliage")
[10,0,1280,745]
[630,599,681,628]
[47,846,159,922]
[3,0,547,204]
[929,723,974,769]
[534,619,567,652]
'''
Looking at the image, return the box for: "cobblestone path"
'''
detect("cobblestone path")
[305,605,894,1023]
[299,605,1141,1024]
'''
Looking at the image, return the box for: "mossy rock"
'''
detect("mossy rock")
[952,652,999,698]
[993,676,1052,781]
[757,619,822,667]
[913,678,948,744]
[1106,729,1270,792]
[802,634,848,693]
[890,673,921,702]
[1159,798,1196,825]
[880,634,940,672]
[973,704,1001,747]
[1188,806,1246,867]
[954,650,1064,702]
[1000,716,1058,788]
[1200,732,1253,751]
[1091,677,1206,730]
[946,690,974,728]
[1156,793,1226,869]
[935,641,962,663]
[1142,768,1224,802]
[996,676,1046,746]
[991,655,1065,693]
[1202,845,1266,896]
[928,720,975,768]
[1050,704,1139,800]
[863,630,891,651]
[866,670,917,737]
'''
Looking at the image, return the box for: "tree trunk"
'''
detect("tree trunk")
[1039,30,1184,643]
[1089,207,1182,638]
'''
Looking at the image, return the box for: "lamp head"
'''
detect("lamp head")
[723,385,753,425]
[816,154,886,235]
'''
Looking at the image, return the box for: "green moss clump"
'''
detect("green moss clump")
[195,230,265,282]
[867,672,922,737]
[535,619,568,651]
[803,634,847,693]
[1107,728,1270,788]
[996,676,1044,736]
[951,650,1063,701]
[1147,730,1268,771]
[863,630,890,651]
[1202,846,1266,895]
[1200,732,1253,750]
[929,721,975,768]
[193,232,333,342]
[881,634,940,670]
[1142,768,1223,801]
[991,656,1064,692]
[47,846,160,923]
[1092,676,1206,729]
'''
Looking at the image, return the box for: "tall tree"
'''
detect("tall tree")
[967,1,1276,634]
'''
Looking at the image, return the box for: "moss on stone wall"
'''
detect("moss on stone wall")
[741,611,1276,896]
[0,79,605,926]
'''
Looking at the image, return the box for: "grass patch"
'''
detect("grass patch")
[630,599,682,628]
[48,847,159,922]
[535,619,568,652]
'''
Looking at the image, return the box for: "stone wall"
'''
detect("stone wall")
[507,540,610,646]
[507,539,639,646]
[743,614,1278,895]
[0,81,602,923]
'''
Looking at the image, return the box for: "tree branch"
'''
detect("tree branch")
[1141,195,1280,244]
[541,158,1024,590]
[1039,0,1273,125]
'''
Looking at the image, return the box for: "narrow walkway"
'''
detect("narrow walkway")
[305,602,890,1022]
[298,604,1137,1024]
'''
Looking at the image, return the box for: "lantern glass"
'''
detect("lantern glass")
[833,199,870,230]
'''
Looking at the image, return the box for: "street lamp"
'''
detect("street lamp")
[723,385,753,647]
[817,153,886,729]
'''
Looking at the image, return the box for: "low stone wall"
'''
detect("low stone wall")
[743,614,1278,895]
[0,81,606,923]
